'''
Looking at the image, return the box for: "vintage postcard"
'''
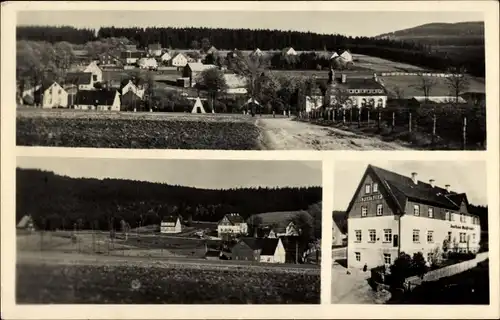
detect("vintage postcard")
[1,1,499,320]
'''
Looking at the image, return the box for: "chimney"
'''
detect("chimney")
[341,74,347,84]
[429,179,435,188]
[411,172,418,185]
[445,184,451,193]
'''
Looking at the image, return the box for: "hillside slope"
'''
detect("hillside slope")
[376,21,484,40]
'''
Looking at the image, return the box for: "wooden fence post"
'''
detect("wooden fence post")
[358,107,361,127]
[367,110,370,124]
[349,108,353,124]
[342,108,346,125]
[432,114,437,145]
[463,116,467,150]
[392,112,395,128]
[378,111,381,130]
[409,112,412,133]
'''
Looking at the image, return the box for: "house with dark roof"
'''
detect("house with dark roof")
[148,43,163,57]
[160,215,182,234]
[217,213,248,238]
[34,81,68,108]
[65,72,95,91]
[231,237,286,263]
[282,47,298,56]
[74,89,121,111]
[346,164,481,270]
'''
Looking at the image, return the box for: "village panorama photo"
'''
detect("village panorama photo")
[15,9,486,150]
[15,157,323,304]
[330,160,489,304]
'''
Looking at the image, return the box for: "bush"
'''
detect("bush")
[412,252,429,278]
[389,252,413,288]
[447,251,477,261]
[23,95,34,105]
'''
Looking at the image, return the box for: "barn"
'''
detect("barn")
[231,237,286,263]
[160,215,182,234]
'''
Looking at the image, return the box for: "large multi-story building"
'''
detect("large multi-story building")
[347,165,481,269]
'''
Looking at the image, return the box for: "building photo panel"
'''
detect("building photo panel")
[15,157,322,304]
[331,160,488,304]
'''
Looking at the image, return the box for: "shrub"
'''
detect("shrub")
[447,251,477,261]
[389,252,413,289]
[411,252,428,278]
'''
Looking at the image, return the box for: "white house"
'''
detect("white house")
[346,164,481,270]
[267,221,300,238]
[137,57,158,70]
[251,48,263,56]
[147,43,163,57]
[340,50,353,62]
[305,96,324,113]
[282,47,298,56]
[231,237,286,264]
[17,214,35,231]
[183,62,217,87]
[160,216,182,234]
[74,90,121,111]
[172,53,188,68]
[259,238,286,263]
[217,213,248,238]
[330,52,339,60]
[35,81,68,108]
[160,52,172,63]
[65,72,96,91]
[121,80,145,99]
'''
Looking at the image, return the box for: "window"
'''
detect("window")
[355,252,361,261]
[459,233,466,243]
[373,183,378,193]
[427,252,433,262]
[445,211,450,221]
[428,207,434,218]
[448,232,452,241]
[365,184,371,194]
[361,206,367,217]
[413,205,420,216]
[383,253,391,264]
[93,75,98,81]
[355,230,362,242]
[383,229,392,242]
[412,229,420,243]
[427,231,434,243]
[369,229,376,242]
[451,213,455,221]
[377,99,383,108]
[376,204,383,216]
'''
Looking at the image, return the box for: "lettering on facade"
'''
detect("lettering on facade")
[450,224,474,231]
[360,194,383,202]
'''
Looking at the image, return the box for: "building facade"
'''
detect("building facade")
[231,238,286,263]
[217,213,248,238]
[35,81,68,108]
[160,216,182,234]
[347,165,481,270]
[74,90,121,111]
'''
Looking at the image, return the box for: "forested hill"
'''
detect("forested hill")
[16,168,322,231]
[376,21,484,45]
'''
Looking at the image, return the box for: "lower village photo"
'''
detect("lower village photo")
[331,160,489,304]
[15,157,322,304]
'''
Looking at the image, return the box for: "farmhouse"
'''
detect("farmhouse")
[99,53,122,67]
[121,79,145,98]
[74,89,121,111]
[327,72,388,108]
[183,63,217,87]
[217,213,248,238]
[251,48,263,56]
[160,51,172,64]
[65,72,95,91]
[340,50,353,62]
[282,47,298,56]
[231,237,286,263]
[147,43,163,57]
[120,90,144,111]
[332,211,348,246]
[330,52,339,60]
[346,164,481,270]
[172,53,189,68]
[17,214,35,231]
[69,61,103,83]
[137,57,158,70]
[34,81,68,108]
[120,50,144,65]
[160,215,182,234]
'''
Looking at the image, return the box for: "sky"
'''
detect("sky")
[17,10,483,38]
[16,157,322,190]
[333,160,487,210]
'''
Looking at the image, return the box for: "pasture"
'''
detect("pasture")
[16,109,263,150]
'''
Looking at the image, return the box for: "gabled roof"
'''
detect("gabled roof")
[222,213,245,225]
[17,215,34,229]
[347,164,470,214]
[65,72,92,85]
[75,90,118,106]
[412,96,467,104]
[332,211,347,234]
[239,237,280,256]
[333,77,386,91]
[172,53,187,60]
[248,210,311,234]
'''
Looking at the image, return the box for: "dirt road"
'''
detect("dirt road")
[256,118,409,150]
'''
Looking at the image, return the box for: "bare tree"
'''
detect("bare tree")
[414,75,437,102]
[233,54,270,113]
[446,66,470,103]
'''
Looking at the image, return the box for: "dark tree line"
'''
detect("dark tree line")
[17,26,96,44]
[16,169,322,231]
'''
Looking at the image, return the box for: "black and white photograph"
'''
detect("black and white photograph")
[331,160,489,304]
[15,9,486,150]
[15,157,322,304]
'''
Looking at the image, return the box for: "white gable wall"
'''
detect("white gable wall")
[42,83,68,108]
